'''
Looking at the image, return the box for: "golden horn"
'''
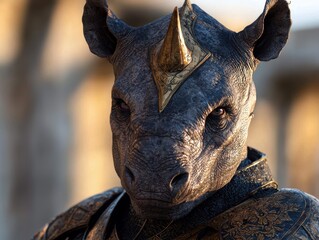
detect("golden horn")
[158,7,192,72]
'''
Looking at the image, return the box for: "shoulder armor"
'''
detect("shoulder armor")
[32,187,124,240]
[211,189,319,239]
[292,189,319,239]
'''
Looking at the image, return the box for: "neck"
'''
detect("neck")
[116,201,173,240]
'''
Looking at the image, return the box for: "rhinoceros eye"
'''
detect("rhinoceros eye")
[119,100,130,111]
[212,107,226,117]
[113,98,131,120]
[206,107,229,131]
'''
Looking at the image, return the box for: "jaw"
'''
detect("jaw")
[129,191,214,220]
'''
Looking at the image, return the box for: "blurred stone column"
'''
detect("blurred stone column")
[4,1,97,238]
[3,0,88,238]
[0,76,10,240]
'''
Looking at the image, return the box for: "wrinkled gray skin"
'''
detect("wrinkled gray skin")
[83,0,291,220]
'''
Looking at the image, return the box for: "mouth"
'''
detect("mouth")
[135,197,178,208]
[130,196,193,220]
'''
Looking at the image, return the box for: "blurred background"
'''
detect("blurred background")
[0,0,318,239]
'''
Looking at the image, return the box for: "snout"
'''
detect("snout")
[124,166,189,201]
[122,136,191,205]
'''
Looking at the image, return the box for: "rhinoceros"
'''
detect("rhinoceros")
[33,0,319,239]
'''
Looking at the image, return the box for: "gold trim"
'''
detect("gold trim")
[235,156,267,174]
[248,181,279,196]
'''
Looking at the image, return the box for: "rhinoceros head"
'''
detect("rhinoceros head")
[83,0,291,220]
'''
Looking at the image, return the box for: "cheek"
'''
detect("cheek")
[211,117,251,189]
[110,113,131,140]
[112,136,122,176]
[211,144,242,190]
[110,117,131,175]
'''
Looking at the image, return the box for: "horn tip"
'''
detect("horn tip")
[183,0,193,11]
[173,6,179,15]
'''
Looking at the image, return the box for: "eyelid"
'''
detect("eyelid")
[209,95,234,108]
[111,84,128,101]
[111,91,123,100]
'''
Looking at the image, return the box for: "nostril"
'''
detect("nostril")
[170,172,189,191]
[125,167,135,185]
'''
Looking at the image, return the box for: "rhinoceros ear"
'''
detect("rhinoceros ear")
[238,0,291,61]
[82,0,132,58]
